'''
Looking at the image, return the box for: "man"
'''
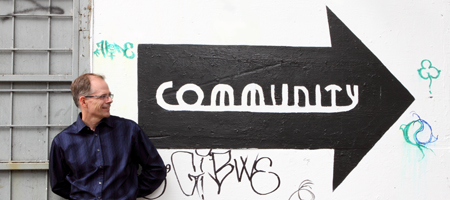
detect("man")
[49,73,166,199]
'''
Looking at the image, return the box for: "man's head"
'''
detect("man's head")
[71,73,113,121]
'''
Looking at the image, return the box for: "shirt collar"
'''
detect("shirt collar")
[102,115,114,128]
[75,113,114,133]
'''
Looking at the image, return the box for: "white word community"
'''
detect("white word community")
[156,81,359,113]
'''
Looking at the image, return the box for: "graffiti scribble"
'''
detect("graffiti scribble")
[400,112,438,159]
[1,0,64,21]
[94,40,135,60]
[288,179,315,200]
[170,149,280,199]
[417,59,441,94]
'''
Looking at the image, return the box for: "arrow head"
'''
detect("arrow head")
[324,7,414,189]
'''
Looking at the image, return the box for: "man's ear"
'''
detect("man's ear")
[79,96,88,108]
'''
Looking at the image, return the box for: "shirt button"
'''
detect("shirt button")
[99,182,102,185]
[97,149,100,152]
[99,165,103,169]
[98,197,101,199]
[95,134,98,136]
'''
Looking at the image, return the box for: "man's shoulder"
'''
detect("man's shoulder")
[108,115,137,123]
[107,115,140,128]
[52,122,78,143]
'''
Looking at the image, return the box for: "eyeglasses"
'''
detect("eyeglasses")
[84,94,114,100]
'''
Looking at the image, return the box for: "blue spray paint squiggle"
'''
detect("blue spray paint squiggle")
[400,112,438,159]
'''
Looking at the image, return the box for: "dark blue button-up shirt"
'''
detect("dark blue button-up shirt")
[49,114,166,200]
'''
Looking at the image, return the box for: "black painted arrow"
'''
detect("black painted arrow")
[137,7,414,190]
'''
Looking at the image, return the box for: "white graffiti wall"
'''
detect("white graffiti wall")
[92,0,450,199]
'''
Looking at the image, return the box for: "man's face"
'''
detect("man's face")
[84,76,113,120]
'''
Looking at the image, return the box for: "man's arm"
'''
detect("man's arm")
[133,126,167,198]
[49,138,72,199]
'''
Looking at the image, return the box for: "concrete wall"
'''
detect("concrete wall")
[92,0,450,199]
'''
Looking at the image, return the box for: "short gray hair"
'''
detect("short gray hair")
[71,73,105,107]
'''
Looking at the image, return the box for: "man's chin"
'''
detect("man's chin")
[103,111,111,118]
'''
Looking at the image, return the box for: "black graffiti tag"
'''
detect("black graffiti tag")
[234,156,281,195]
[171,150,205,198]
[209,150,234,195]
[169,149,280,199]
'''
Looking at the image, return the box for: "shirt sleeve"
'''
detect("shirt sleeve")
[133,125,167,197]
[49,137,72,199]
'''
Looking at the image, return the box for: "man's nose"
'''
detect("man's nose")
[106,96,113,103]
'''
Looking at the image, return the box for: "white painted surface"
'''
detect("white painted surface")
[92,0,450,199]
